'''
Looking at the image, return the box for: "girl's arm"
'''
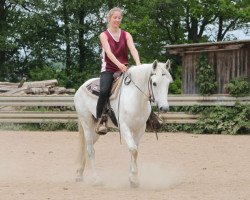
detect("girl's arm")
[126,32,141,66]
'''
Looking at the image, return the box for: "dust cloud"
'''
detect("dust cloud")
[96,163,181,189]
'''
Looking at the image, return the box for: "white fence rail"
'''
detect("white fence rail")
[0,111,199,124]
[0,95,249,124]
[0,95,249,107]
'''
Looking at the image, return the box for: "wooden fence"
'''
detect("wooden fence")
[0,95,249,124]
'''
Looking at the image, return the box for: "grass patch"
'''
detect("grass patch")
[0,121,78,132]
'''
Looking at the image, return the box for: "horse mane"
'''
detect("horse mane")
[128,64,150,74]
[128,63,173,82]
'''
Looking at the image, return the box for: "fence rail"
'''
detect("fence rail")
[0,111,198,124]
[0,95,249,124]
[0,95,249,107]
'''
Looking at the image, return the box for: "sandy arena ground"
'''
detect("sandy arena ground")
[0,130,249,200]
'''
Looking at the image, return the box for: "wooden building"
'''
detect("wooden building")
[166,40,250,94]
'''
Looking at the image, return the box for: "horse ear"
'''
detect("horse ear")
[165,59,171,70]
[152,60,158,70]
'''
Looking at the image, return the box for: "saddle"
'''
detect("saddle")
[86,71,123,98]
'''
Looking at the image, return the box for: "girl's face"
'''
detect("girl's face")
[108,11,122,28]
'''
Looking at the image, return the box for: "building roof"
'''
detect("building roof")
[166,39,250,54]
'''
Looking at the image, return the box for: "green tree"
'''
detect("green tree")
[0,0,21,81]
[216,0,250,41]
[0,0,249,91]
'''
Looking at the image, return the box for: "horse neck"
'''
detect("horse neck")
[129,64,151,84]
[127,64,152,101]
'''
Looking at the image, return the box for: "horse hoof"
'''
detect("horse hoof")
[91,175,103,186]
[92,179,103,187]
[75,176,83,182]
[130,180,139,188]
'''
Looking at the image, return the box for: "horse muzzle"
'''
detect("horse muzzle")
[159,105,169,112]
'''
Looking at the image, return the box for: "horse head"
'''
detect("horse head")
[150,59,173,112]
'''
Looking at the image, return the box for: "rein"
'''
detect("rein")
[117,73,124,144]
[123,72,159,140]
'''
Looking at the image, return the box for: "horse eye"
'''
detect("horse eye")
[153,82,157,86]
[162,74,166,76]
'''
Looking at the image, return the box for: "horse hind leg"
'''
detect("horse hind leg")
[76,119,86,182]
[76,116,103,186]
[86,123,103,185]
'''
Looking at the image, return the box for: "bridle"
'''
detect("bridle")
[124,72,156,104]
[117,69,168,141]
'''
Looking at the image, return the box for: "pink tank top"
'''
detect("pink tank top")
[101,29,128,72]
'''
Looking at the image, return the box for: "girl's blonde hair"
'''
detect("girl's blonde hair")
[107,7,123,21]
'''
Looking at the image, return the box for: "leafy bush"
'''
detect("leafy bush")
[163,103,250,134]
[29,65,58,81]
[0,123,24,131]
[28,64,83,89]
[0,121,78,132]
[195,103,250,134]
[64,121,78,131]
[40,122,63,131]
[225,77,250,97]
[39,121,78,131]
[196,54,217,95]
[161,123,194,132]
[169,65,182,94]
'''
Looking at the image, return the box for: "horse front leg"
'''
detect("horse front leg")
[86,140,103,186]
[121,125,140,188]
[129,148,139,188]
[129,126,146,188]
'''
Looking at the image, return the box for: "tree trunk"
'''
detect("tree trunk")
[62,0,72,75]
[78,10,85,72]
[217,16,224,41]
[188,17,199,43]
[0,0,6,70]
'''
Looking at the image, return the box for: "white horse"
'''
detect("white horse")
[74,60,173,187]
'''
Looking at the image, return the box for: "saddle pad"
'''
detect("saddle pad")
[86,79,100,96]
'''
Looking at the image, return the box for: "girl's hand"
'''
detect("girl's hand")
[118,64,128,72]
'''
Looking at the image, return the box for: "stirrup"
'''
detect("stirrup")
[96,123,108,135]
[95,116,108,135]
